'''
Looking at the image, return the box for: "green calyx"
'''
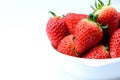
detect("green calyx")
[101,25,108,29]
[91,0,111,12]
[88,13,98,22]
[103,44,110,58]
[49,11,57,17]
[105,44,109,51]
[97,23,108,29]
[71,36,79,56]
[48,11,64,18]
[72,48,79,57]
[88,13,108,29]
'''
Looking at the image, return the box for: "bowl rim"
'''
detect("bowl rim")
[51,46,120,67]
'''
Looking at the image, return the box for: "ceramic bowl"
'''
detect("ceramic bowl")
[45,0,120,80]
[48,44,120,80]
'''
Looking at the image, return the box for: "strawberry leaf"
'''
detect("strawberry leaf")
[98,3,102,9]
[93,14,99,22]
[62,15,65,17]
[49,11,57,17]
[95,0,98,8]
[91,5,96,10]
[107,0,111,5]
[88,13,98,22]
[98,0,104,6]
[92,0,111,12]
[89,13,94,19]
[101,25,108,29]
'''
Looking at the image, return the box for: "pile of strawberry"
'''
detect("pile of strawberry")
[46,0,120,59]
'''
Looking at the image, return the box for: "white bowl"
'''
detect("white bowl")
[48,44,120,80]
[45,1,120,80]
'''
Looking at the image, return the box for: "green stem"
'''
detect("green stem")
[49,11,57,17]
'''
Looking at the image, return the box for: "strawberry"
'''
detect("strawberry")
[92,0,119,36]
[46,11,69,49]
[75,14,103,56]
[57,34,78,57]
[65,13,88,34]
[110,29,120,58]
[82,44,109,59]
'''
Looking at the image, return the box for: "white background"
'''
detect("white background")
[0,0,120,80]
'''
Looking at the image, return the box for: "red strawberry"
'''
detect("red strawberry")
[57,34,78,57]
[75,14,103,56]
[65,13,88,34]
[46,11,69,49]
[82,44,109,59]
[110,29,120,58]
[92,0,119,36]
